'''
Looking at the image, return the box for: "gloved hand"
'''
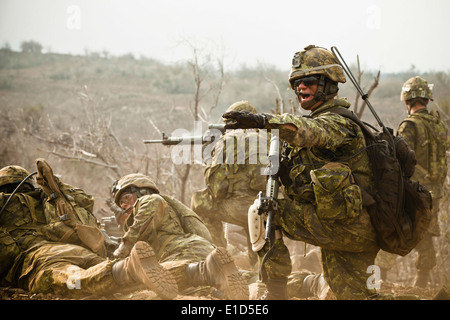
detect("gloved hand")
[113,240,133,259]
[222,111,268,130]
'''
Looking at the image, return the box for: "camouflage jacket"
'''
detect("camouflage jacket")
[0,190,47,281]
[203,129,269,200]
[123,194,213,261]
[263,98,375,203]
[398,109,448,194]
[0,182,103,282]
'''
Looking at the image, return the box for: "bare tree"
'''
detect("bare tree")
[353,55,381,119]
[172,40,227,204]
[23,86,134,179]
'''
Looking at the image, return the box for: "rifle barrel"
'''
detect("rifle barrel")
[208,123,226,132]
[143,136,204,145]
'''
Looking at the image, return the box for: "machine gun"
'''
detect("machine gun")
[143,124,225,146]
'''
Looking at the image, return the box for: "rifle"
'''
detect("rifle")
[143,132,205,145]
[257,135,280,245]
[143,124,225,145]
[207,123,226,133]
[256,135,280,279]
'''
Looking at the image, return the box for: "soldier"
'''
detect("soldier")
[111,173,249,299]
[223,45,380,299]
[191,100,269,266]
[397,76,448,287]
[0,162,178,299]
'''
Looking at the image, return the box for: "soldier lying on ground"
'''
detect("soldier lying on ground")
[0,160,178,299]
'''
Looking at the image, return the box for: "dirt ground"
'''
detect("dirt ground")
[0,241,447,301]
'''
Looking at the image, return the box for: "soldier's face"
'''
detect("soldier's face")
[119,192,136,211]
[295,77,319,105]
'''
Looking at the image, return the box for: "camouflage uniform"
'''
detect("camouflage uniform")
[112,173,249,299]
[260,98,379,300]
[191,100,270,264]
[1,163,178,299]
[122,192,216,290]
[223,46,380,300]
[396,76,448,282]
[0,165,115,297]
[191,102,269,263]
[191,130,268,242]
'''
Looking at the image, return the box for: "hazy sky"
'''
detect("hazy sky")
[1,0,449,73]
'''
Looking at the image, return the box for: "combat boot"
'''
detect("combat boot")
[413,270,430,288]
[112,241,178,299]
[186,247,249,300]
[259,278,288,300]
[302,274,334,300]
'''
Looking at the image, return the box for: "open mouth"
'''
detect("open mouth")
[299,92,313,101]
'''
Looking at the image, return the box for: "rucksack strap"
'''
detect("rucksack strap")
[327,107,378,143]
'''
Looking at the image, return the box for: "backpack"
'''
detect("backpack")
[330,108,432,256]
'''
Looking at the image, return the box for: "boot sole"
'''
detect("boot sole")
[132,241,178,299]
[209,247,249,300]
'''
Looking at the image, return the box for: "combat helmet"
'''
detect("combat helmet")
[112,173,159,206]
[400,76,434,101]
[288,45,346,89]
[225,100,257,114]
[0,165,34,190]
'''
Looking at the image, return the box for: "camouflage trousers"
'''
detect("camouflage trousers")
[413,196,441,270]
[191,188,254,247]
[258,198,380,300]
[191,189,258,263]
[15,242,116,297]
[159,237,216,292]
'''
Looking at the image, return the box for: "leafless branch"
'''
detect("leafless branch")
[38,148,123,176]
[264,74,284,114]
[356,70,380,119]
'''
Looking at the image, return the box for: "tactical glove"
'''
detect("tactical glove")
[222,111,268,130]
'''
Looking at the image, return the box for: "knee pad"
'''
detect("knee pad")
[248,199,266,252]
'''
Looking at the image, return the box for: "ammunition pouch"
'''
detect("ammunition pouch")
[310,162,363,220]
